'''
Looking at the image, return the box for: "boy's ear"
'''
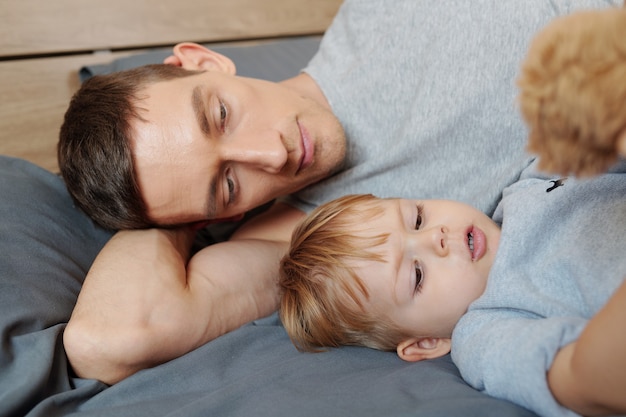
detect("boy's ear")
[163,42,236,74]
[396,337,451,362]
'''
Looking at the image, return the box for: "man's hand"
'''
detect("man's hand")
[548,279,626,416]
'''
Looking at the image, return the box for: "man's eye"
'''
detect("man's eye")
[415,204,424,230]
[414,262,424,295]
[226,177,235,204]
[219,100,227,131]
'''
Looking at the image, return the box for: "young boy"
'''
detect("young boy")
[279,163,626,417]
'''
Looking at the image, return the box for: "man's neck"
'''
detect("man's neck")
[280,72,332,112]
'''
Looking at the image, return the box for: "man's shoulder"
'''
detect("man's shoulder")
[230,201,306,242]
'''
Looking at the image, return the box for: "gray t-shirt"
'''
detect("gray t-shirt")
[286,0,619,216]
[452,161,626,417]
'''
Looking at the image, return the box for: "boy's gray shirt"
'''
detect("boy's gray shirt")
[286,0,619,216]
[452,161,626,417]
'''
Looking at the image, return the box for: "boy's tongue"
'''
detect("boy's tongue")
[468,226,486,261]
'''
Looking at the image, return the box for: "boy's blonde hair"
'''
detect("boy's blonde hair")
[279,194,414,353]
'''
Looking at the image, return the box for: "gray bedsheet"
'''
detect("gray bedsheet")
[0,37,538,417]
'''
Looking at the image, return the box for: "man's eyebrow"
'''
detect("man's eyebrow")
[192,86,218,218]
[192,85,211,136]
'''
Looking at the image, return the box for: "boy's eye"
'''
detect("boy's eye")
[415,204,424,230]
[414,262,424,295]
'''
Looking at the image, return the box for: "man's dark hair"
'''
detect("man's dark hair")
[58,64,202,230]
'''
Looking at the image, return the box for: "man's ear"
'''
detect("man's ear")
[396,337,451,362]
[163,42,236,74]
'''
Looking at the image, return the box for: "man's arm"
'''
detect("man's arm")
[548,279,626,416]
[63,202,305,385]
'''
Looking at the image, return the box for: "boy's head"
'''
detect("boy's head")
[279,194,500,361]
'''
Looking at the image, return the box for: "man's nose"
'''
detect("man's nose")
[223,130,288,173]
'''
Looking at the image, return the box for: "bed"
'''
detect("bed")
[0,1,538,416]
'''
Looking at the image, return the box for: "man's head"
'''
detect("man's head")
[280,194,500,361]
[59,43,346,229]
[59,64,201,229]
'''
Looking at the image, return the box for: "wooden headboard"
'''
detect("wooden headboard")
[0,0,342,173]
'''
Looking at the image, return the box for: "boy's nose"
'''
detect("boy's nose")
[223,130,288,173]
[426,225,449,257]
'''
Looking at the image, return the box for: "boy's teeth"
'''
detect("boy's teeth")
[468,232,474,253]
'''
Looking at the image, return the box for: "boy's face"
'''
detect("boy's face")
[130,70,346,225]
[352,198,501,340]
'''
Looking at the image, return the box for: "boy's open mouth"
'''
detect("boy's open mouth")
[467,226,486,261]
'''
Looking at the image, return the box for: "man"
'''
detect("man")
[59,0,618,385]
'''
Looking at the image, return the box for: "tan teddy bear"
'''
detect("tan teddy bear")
[517,4,626,177]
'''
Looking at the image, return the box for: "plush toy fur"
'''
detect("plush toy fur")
[517,5,626,176]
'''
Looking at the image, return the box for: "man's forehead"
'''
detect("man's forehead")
[132,77,205,133]
[139,70,211,101]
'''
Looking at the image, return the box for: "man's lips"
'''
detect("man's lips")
[296,119,314,174]
[467,226,487,261]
